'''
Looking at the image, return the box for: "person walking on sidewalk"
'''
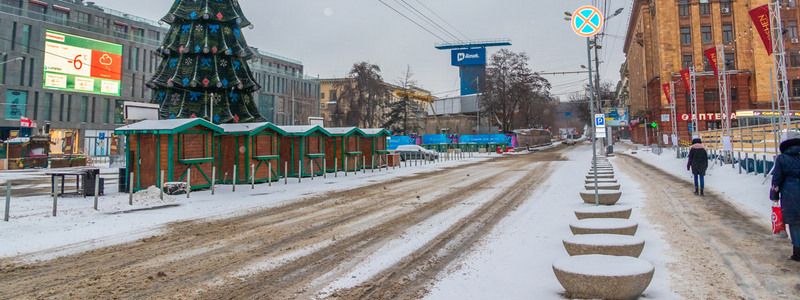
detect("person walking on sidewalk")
[687,138,709,196]
[770,131,800,262]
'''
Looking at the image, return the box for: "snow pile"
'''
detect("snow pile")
[553,255,654,277]
[134,186,176,205]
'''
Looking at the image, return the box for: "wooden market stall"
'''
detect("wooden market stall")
[278,125,331,178]
[360,128,392,169]
[217,123,286,184]
[325,127,365,173]
[4,136,50,170]
[115,118,222,192]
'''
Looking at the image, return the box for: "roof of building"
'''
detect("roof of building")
[278,125,332,137]
[219,122,286,136]
[115,118,223,135]
[325,127,363,136]
[361,128,392,137]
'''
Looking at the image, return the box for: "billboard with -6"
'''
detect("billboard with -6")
[42,30,123,96]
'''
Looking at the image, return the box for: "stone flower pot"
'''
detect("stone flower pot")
[563,234,646,257]
[580,190,622,205]
[584,183,621,190]
[574,206,632,219]
[553,255,654,300]
[570,219,638,235]
[584,179,618,185]
[586,174,615,179]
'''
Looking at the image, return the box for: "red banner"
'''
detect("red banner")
[704,47,719,77]
[662,83,672,104]
[749,5,773,55]
[680,69,691,91]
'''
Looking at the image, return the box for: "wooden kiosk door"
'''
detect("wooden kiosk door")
[138,135,157,188]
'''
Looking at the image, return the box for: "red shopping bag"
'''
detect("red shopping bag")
[772,202,786,235]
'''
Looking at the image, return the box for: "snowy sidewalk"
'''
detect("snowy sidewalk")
[426,145,675,299]
[619,142,773,228]
[0,154,493,260]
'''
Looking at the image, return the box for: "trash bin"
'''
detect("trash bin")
[118,168,128,193]
[82,168,102,196]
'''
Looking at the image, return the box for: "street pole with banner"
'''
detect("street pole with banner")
[570,5,604,206]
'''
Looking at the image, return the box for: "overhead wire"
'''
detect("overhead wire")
[411,0,471,41]
[394,0,462,42]
[376,0,447,42]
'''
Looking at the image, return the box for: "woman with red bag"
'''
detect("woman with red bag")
[770,131,800,261]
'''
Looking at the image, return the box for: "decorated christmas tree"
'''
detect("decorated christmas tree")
[148,0,263,123]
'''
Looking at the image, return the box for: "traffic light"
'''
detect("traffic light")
[650,122,658,129]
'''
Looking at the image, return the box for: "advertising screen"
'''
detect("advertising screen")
[451,48,486,66]
[42,30,123,96]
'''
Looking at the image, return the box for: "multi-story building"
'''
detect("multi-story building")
[319,78,433,131]
[623,0,786,144]
[249,49,320,126]
[0,0,319,157]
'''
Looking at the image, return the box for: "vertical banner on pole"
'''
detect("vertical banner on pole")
[749,5,773,55]
[704,47,720,77]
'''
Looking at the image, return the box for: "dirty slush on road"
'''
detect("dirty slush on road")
[0,148,565,300]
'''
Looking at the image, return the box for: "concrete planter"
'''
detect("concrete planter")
[570,219,638,235]
[584,183,621,190]
[553,255,654,300]
[584,179,618,185]
[586,174,615,179]
[574,206,632,219]
[587,171,614,176]
[579,190,622,205]
[563,234,645,257]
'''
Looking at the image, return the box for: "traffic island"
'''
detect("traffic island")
[563,234,645,257]
[553,255,654,300]
[574,206,632,219]
[584,183,620,190]
[579,190,622,205]
[569,219,638,235]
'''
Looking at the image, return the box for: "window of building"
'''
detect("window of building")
[20,24,30,53]
[80,96,89,123]
[43,93,52,121]
[0,53,5,84]
[27,2,46,20]
[114,100,125,124]
[704,90,719,102]
[27,57,33,87]
[793,80,800,97]
[10,21,16,50]
[113,23,128,39]
[148,30,160,42]
[730,87,738,102]
[133,28,144,43]
[18,57,25,86]
[682,54,693,69]
[74,11,90,25]
[94,16,109,30]
[724,52,735,70]
[52,9,69,25]
[704,56,714,72]
[680,27,692,45]
[701,25,713,44]
[791,52,800,67]
[700,2,711,15]
[66,95,72,122]
[132,47,140,71]
[58,94,64,121]
[678,0,690,17]
[722,24,734,44]
[32,92,38,120]
[1,0,23,14]
[789,21,799,40]
[720,0,732,14]
[104,98,111,124]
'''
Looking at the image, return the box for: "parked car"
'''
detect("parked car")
[394,145,439,161]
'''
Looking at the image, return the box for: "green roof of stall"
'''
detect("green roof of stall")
[218,122,287,136]
[277,125,332,137]
[114,118,223,135]
[325,127,368,137]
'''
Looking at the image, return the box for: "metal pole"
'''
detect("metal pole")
[268,163,273,186]
[335,157,338,177]
[159,170,164,200]
[323,158,327,179]
[212,166,216,194]
[94,175,100,210]
[129,172,134,206]
[363,156,366,174]
[587,37,599,206]
[5,181,10,221]
[284,161,288,185]
[232,165,237,192]
[311,160,315,180]
[251,164,255,189]
[186,168,191,199]
[298,160,302,183]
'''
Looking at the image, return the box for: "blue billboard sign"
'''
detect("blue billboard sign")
[451,48,486,66]
[388,136,417,150]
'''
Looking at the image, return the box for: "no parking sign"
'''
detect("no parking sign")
[571,6,604,37]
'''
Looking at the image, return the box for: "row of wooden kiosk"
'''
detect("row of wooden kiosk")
[115,118,391,192]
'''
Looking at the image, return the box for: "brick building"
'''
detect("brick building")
[623,0,792,144]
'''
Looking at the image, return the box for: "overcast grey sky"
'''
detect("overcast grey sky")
[98,0,631,99]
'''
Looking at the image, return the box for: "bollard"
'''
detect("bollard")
[129,172,134,206]
[160,170,165,200]
[251,164,256,189]
[211,166,217,195]
[738,153,742,174]
[299,160,303,183]
[363,156,366,174]
[323,159,327,179]
[344,157,348,177]
[94,175,100,210]
[371,156,375,173]
[335,158,339,177]
[186,169,191,199]
[763,155,768,178]
[311,160,315,180]
[268,163,273,187]
[285,161,288,185]
[5,181,10,221]
[745,153,749,174]
[233,165,237,192]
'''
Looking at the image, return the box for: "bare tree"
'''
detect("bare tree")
[336,62,389,127]
[384,65,419,134]
[482,49,552,132]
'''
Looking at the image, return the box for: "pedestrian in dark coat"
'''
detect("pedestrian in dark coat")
[770,131,800,261]
[687,138,709,196]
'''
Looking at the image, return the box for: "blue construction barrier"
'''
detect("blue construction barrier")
[388,136,417,150]
[459,134,512,146]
